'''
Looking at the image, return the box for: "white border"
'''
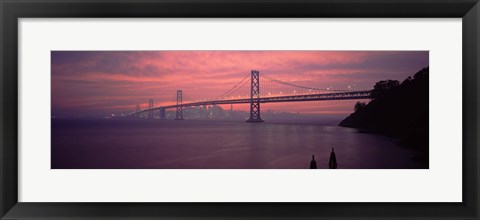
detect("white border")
[19,18,462,202]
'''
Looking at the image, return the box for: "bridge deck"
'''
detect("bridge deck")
[130,90,371,116]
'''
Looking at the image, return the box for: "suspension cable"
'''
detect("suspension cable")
[221,77,250,99]
[261,74,350,92]
[214,72,250,99]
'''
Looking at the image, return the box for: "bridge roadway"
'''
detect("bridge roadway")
[130,90,371,116]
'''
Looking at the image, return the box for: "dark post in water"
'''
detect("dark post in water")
[310,154,317,169]
[329,148,337,169]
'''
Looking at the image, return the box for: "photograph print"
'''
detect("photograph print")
[51,51,429,169]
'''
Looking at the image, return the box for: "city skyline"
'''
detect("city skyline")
[51,51,429,117]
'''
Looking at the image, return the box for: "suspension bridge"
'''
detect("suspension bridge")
[127,70,371,122]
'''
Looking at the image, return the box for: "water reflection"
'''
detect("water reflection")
[52,119,426,169]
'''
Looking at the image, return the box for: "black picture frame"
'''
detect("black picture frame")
[1,0,479,219]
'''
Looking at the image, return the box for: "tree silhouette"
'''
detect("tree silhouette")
[354,101,367,112]
[370,79,400,99]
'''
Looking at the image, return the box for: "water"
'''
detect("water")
[52,119,425,169]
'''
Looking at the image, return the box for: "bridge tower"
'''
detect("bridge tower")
[159,107,166,120]
[246,70,264,122]
[175,90,183,120]
[148,99,154,119]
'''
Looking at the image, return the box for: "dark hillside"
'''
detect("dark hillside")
[339,67,429,164]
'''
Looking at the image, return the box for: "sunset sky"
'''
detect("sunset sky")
[51,51,428,117]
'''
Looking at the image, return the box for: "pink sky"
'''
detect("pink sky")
[51,51,428,117]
